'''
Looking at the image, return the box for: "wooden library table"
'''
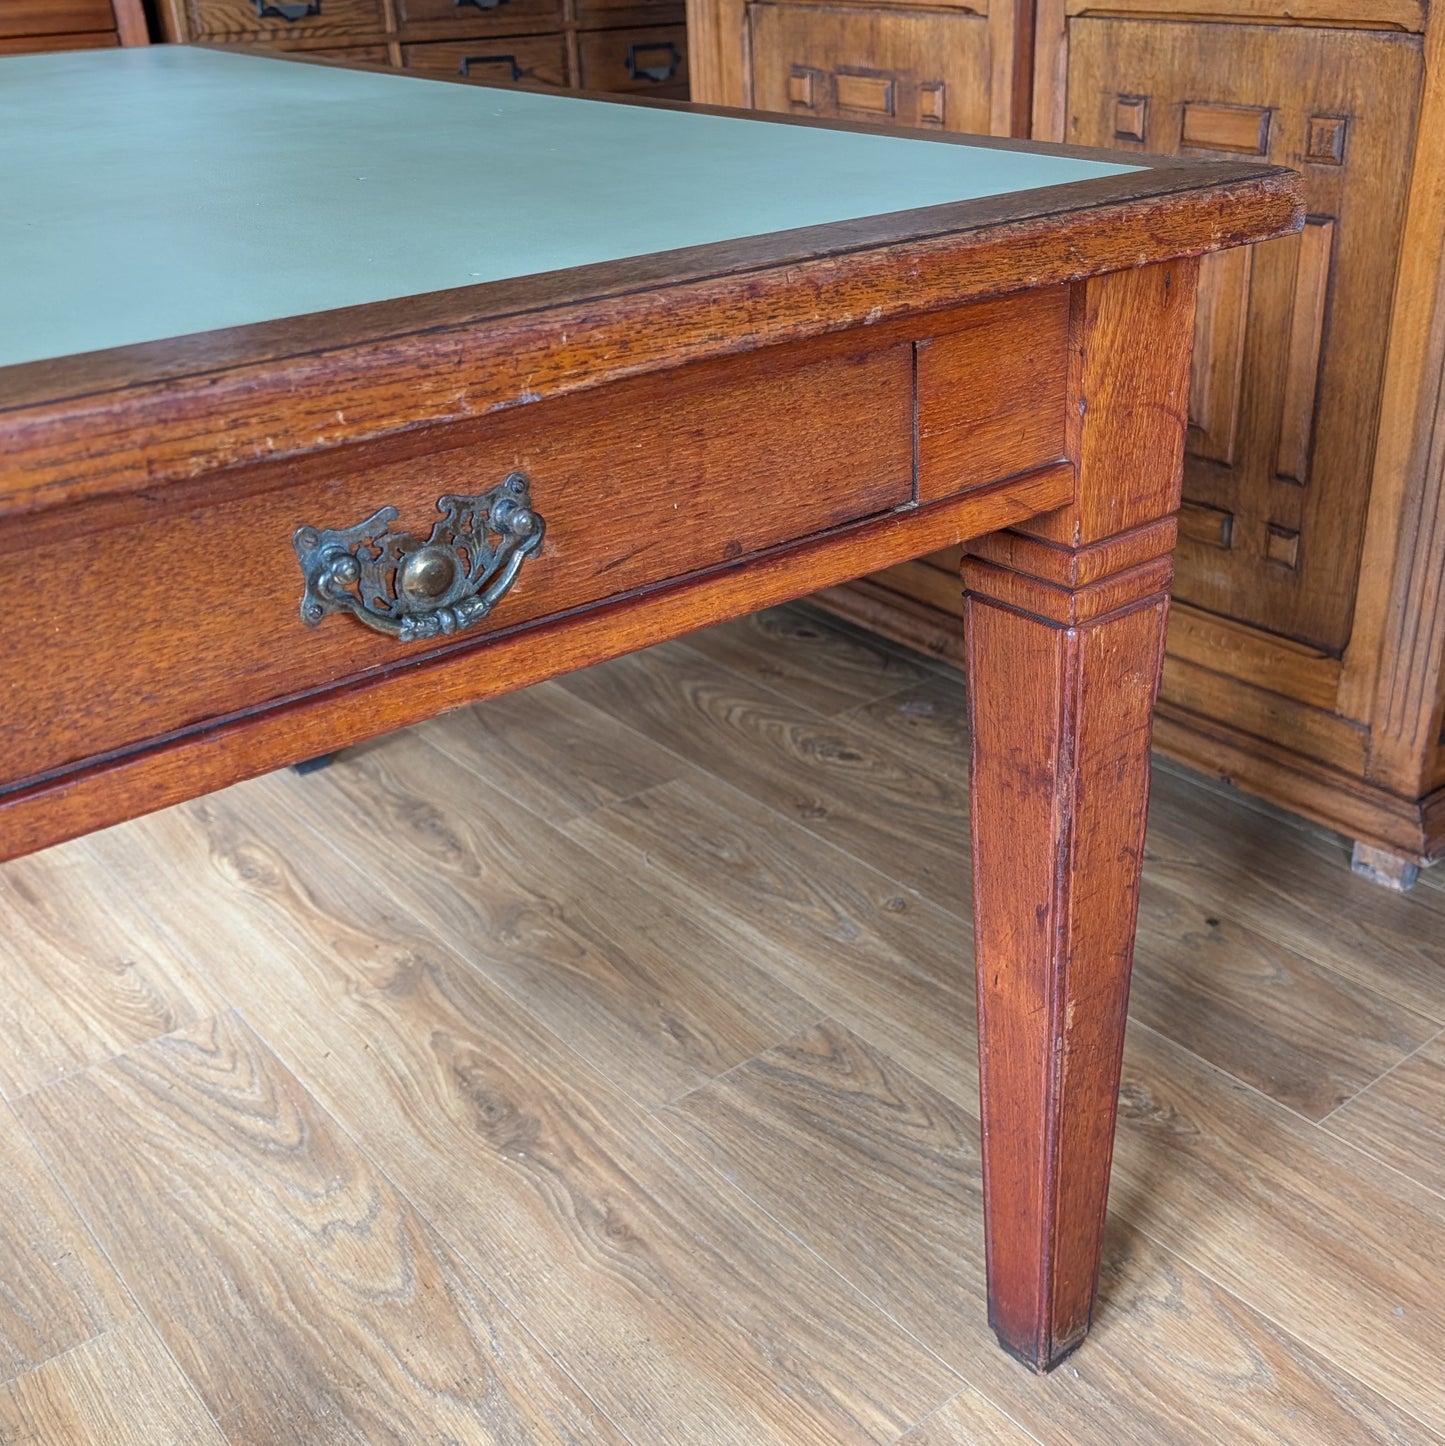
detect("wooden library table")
[0,46,1299,1371]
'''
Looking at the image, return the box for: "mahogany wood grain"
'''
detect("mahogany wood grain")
[916,287,1069,504]
[0,466,1072,865]
[1,333,915,789]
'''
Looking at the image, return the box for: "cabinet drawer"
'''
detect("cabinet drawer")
[171,0,385,42]
[578,24,687,94]
[750,4,992,134]
[1,337,913,791]
[402,34,568,86]
[575,0,684,21]
[397,0,564,35]
[0,1,117,39]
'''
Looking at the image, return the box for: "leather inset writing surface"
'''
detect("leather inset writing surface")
[0,45,1135,368]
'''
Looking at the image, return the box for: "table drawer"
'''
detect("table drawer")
[2,338,913,790]
[402,34,568,86]
[578,24,687,94]
[171,0,385,42]
[398,0,564,33]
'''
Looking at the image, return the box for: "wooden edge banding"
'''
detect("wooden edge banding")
[0,172,1300,517]
[0,463,1072,864]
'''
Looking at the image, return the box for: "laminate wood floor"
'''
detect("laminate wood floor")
[2,602,1442,1445]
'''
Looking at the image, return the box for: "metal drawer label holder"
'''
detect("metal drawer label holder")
[295,471,545,642]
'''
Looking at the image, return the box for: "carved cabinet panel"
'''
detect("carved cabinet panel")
[749,4,993,134]
[1067,21,1422,653]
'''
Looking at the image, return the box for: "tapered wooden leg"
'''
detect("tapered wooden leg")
[962,260,1197,1371]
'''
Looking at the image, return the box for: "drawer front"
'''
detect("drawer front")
[0,1,117,39]
[575,0,684,21]
[2,338,913,790]
[176,0,385,42]
[749,4,992,134]
[578,23,687,94]
[402,34,568,86]
[397,0,565,35]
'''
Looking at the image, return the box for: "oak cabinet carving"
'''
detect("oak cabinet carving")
[690,0,1445,878]
[1067,21,1422,655]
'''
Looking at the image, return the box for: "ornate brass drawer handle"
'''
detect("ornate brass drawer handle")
[294,472,544,643]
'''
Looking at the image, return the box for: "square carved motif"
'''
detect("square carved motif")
[1306,115,1348,165]
[1114,94,1149,143]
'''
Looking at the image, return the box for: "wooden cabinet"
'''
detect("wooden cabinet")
[690,0,1445,882]
[158,0,690,100]
[0,0,148,52]
[1068,21,1421,656]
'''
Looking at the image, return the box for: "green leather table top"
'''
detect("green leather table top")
[0,46,1138,369]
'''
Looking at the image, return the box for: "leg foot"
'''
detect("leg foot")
[1351,841,1420,892]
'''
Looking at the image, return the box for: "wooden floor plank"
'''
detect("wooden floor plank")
[557,643,972,910]
[0,843,226,1097]
[4,604,1442,1439]
[678,604,942,718]
[414,678,686,826]
[0,1099,132,1386]
[897,1389,1042,1444]
[0,1315,226,1446]
[834,659,1445,1107]
[837,657,1445,1029]
[85,793,962,1446]
[662,1019,1440,1446]
[1143,767,1445,1024]
[1108,1022,1445,1432]
[274,730,821,1108]
[16,1010,630,1446]
[563,770,981,1108]
[1126,877,1438,1121]
[1320,1033,1445,1198]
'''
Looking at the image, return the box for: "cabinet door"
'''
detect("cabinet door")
[1068,21,1421,654]
[749,4,993,135]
